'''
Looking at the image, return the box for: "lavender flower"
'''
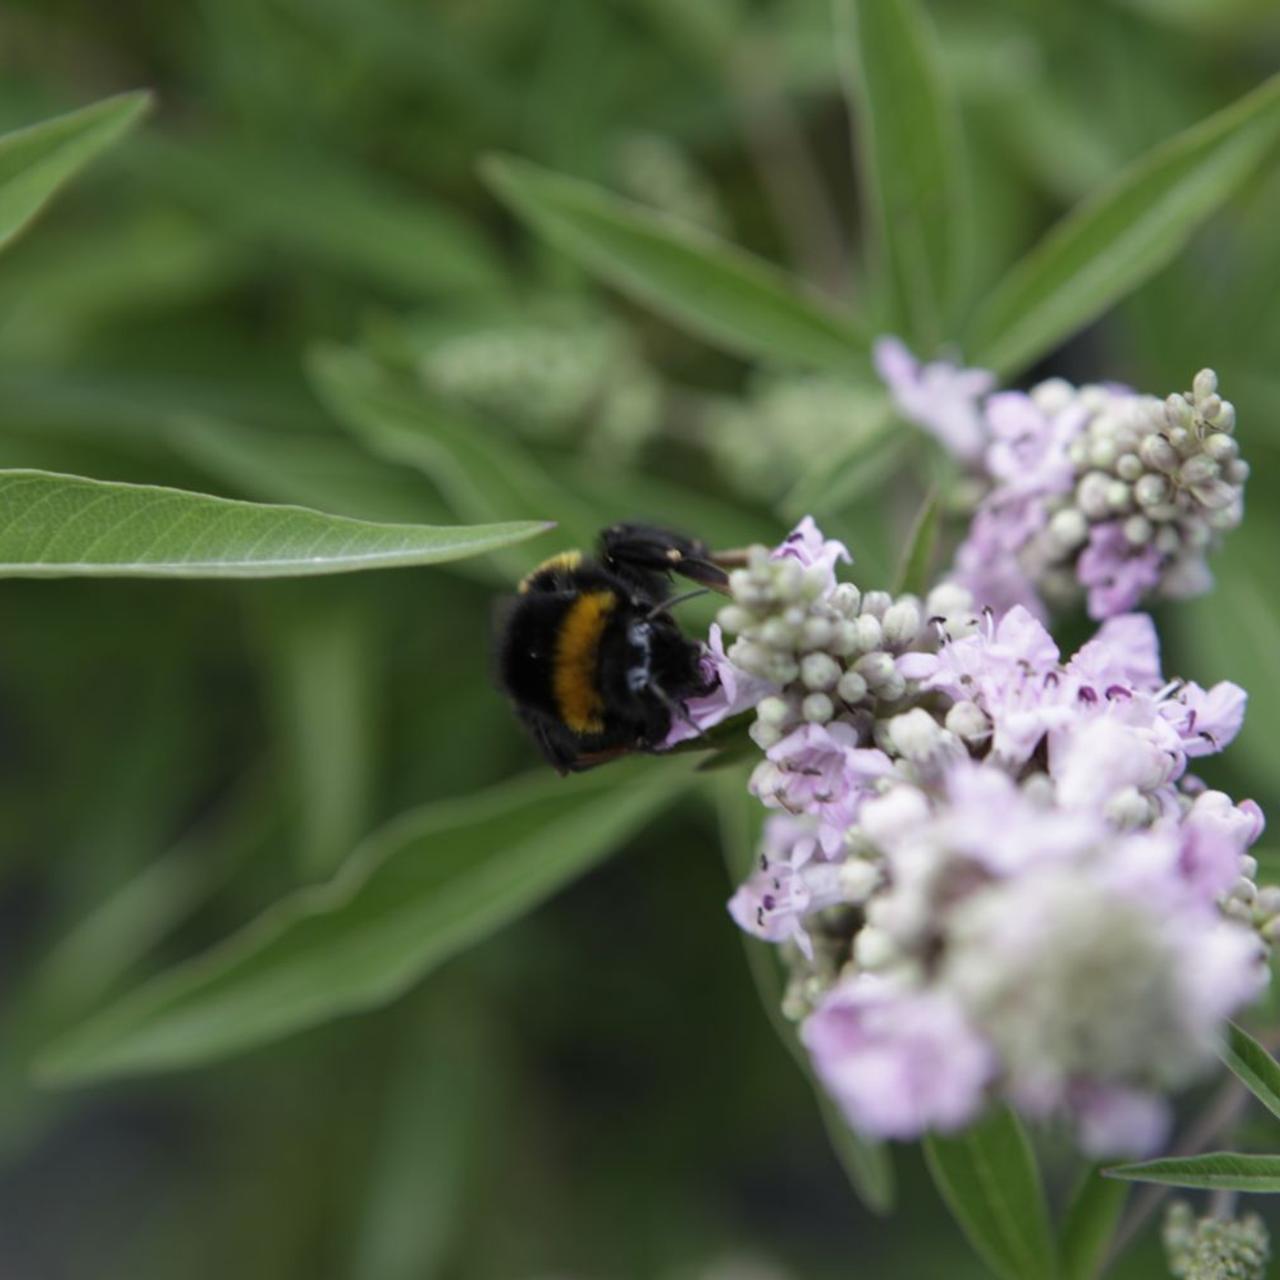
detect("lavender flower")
[700,518,1270,1156]
[874,342,1248,620]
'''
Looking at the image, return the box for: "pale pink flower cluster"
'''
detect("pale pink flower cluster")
[691,518,1269,1157]
[874,339,1247,621]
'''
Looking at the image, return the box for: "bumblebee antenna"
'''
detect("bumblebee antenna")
[646,587,709,620]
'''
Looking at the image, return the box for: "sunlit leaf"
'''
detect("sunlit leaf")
[482,155,869,372]
[35,761,689,1083]
[969,73,1280,376]
[924,1106,1056,1280]
[0,92,151,254]
[0,469,550,578]
[1104,1152,1280,1191]
[838,0,969,346]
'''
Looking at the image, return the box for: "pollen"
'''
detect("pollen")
[553,590,616,733]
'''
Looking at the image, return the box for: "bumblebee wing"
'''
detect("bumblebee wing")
[598,522,730,594]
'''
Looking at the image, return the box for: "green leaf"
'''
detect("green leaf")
[1060,1165,1127,1280]
[309,344,602,570]
[713,774,895,1213]
[172,415,454,526]
[35,760,689,1084]
[924,1106,1056,1280]
[0,469,550,578]
[1219,1022,1280,1123]
[0,91,151,254]
[482,155,869,373]
[1104,1152,1280,1192]
[838,0,969,347]
[135,137,502,296]
[969,73,1280,377]
[893,486,941,597]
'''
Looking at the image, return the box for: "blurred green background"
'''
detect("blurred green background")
[1,0,1279,1275]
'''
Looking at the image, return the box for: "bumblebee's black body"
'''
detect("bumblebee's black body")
[496,524,725,774]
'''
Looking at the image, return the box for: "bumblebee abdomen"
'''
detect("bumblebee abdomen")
[551,589,617,734]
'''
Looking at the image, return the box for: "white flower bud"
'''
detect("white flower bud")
[1256,885,1280,916]
[1154,526,1182,555]
[1140,434,1180,473]
[1205,501,1243,531]
[802,692,834,723]
[1240,854,1259,881]
[1134,473,1169,508]
[887,708,943,759]
[1179,455,1219,486]
[926,582,972,617]
[1209,399,1236,433]
[760,618,797,650]
[1116,452,1144,481]
[749,719,783,749]
[1261,918,1280,943]
[800,617,834,650]
[1048,507,1089,552]
[837,670,868,704]
[1089,436,1119,469]
[1191,479,1237,510]
[756,695,791,727]
[839,859,881,902]
[1031,378,1073,413]
[1123,514,1153,546]
[1105,786,1152,829]
[882,600,922,647]
[1106,480,1132,512]
[854,926,896,970]
[1192,368,1218,402]
[855,652,895,684]
[1165,394,1195,430]
[945,700,990,742]
[830,582,862,617]
[728,569,755,598]
[1077,471,1113,519]
[1224,459,1250,485]
[800,652,840,691]
[851,614,883,652]
[861,591,893,620]
[1069,439,1090,469]
[795,564,825,600]
[830,620,861,657]
[1198,393,1222,424]
[717,604,753,634]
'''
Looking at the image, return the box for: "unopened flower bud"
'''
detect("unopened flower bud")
[839,859,880,901]
[802,692,834,723]
[760,618,797,650]
[882,600,922,647]
[800,653,840,691]
[837,670,868,704]
[1140,434,1179,474]
[1123,515,1153,546]
[945,700,990,741]
[1049,507,1088,551]
[1106,480,1132,512]
[851,614,883,652]
[1134,473,1169,507]
[1116,452,1143,481]
[1179,455,1219,486]
[1077,472,1113,519]
[1192,368,1218,402]
[1165,394,1195,430]
[854,926,895,970]
[830,582,862,617]
[861,591,892,620]
[800,617,834,650]
[756,695,791,727]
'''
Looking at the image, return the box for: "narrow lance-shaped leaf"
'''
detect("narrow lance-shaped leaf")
[0,470,550,579]
[0,91,151,254]
[309,344,603,568]
[482,155,870,373]
[924,1106,1056,1280]
[969,73,1280,377]
[1218,1022,1280,1123]
[1104,1152,1280,1192]
[35,760,689,1083]
[893,486,941,598]
[1060,1165,1128,1280]
[838,0,969,348]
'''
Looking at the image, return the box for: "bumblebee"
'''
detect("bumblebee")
[496,523,729,774]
